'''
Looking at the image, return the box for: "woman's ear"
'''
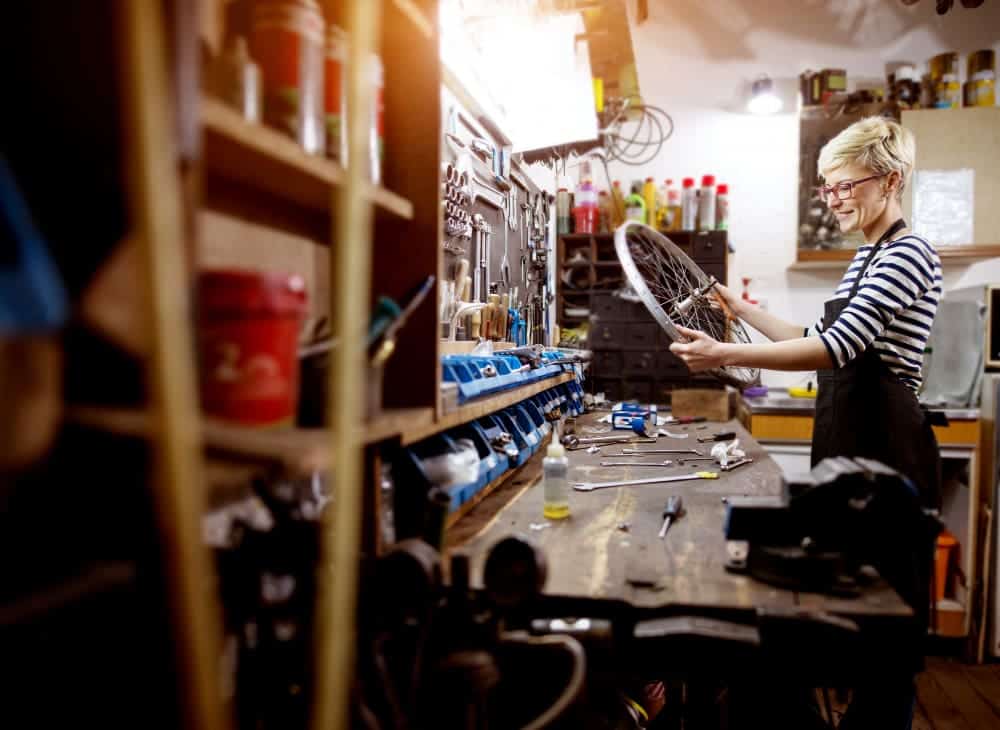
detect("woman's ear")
[885,170,902,198]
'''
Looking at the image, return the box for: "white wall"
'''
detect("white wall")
[599,0,1000,387]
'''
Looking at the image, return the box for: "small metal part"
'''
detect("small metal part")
[698,431,737,443]
[719,457,754,472]
[658,429,688,439]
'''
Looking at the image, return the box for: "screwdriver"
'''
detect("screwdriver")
[658,495,683,539]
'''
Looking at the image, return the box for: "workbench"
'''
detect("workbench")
[449,411,918,680]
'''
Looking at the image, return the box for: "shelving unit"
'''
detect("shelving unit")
[202,98,414,220]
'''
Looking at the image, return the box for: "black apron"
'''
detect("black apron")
[810,219,941,669]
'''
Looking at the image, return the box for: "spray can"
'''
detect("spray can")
[681,177,697,230]
[715,183,729,230]
[698,175,716,231]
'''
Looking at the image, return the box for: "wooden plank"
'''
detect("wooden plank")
[452,415,798,612]
[960,662,1000,718]
[202,97,414,220]
[120,3,227,729]
[916,669,976,730]
[68,405,434,473]
[402,373,576,445]
[927,658,1000,729]
[390,0,434,39]
[749,413,814,441]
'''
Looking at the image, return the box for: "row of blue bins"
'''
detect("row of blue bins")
[398,378,585,513]
[441,350,581,403]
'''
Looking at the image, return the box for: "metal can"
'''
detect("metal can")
[324,24,348,164]
[251,0,325,154]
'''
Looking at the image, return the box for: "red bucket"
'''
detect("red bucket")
[197,269,307,426]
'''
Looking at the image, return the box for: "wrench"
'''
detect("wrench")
[573,472,719,491]
[599,460,674,467]
[620,448,705,456]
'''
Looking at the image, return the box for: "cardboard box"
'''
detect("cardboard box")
[670,386,737,422]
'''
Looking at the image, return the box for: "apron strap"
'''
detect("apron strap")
[848,218,907,299]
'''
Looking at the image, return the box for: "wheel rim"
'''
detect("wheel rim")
[613,222,760,388]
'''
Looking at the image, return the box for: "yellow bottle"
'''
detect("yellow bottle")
[542,438,570,520]
[642,177,657,226]
[611,180,625,227]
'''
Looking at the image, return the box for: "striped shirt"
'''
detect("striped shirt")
[806,234,942,392]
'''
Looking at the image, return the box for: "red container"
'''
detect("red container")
[573,205,598,234]
[197,270,307,426]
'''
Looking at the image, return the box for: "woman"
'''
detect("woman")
[669,116,942,729]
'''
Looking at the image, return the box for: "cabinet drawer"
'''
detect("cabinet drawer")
[699,261,726,286]
[591,377,623,402]
[591,293,620,320]
[692,231,727,262]
[622,379,653,403]
[657,349,689,376]
[625,322,658,349]
[624,350,657,375]
[593,350,624,375]
[591,322,624,349]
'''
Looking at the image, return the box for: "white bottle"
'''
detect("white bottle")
[698,174,716,231]
[542,438,569,520]
[681,177,698,230]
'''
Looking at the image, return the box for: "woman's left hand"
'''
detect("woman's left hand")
[669,325,728,371]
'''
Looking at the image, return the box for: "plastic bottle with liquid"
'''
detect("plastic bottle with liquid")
[698,175,716,231]
[542,438,570,519]
[625,181,647,223]
[556,188,571,234]
[716,183,729,230]
[611,180,625,226]
[661,179,680,230]
[573,181,598,234]
[681,177,697,230]
[598,190,613,233]
[642,177,658,226]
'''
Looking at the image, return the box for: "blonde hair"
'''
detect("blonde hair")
[817,116,916,198]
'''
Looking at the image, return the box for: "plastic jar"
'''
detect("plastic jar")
[252,0,326,154]
[324,24,348,164]
[197,269,308,426]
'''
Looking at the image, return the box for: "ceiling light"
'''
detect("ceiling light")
[748,76,782,115]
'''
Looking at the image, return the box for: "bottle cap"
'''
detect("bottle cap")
[599,190,608,196]
[558,187,568,192]
[702,174,716,187]
[682,177,695,188]
[645,176,654,182]
[717,184,729,194]
[665,179,673,185]
[613,180,621,186]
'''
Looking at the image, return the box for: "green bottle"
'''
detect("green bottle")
[624,181,646,223]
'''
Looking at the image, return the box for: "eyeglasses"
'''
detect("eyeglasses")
[815,174,886,201]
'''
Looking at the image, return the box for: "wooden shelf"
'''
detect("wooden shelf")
[795,244,1000,266]
[201,97,414,220]
[68,405,435,473]
[403,372,576,446]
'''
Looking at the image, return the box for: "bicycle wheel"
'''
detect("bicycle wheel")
[614,221,760,388]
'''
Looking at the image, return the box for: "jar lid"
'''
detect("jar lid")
[199,269,307,316]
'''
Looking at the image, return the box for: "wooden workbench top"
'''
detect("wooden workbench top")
[449,412,911,623]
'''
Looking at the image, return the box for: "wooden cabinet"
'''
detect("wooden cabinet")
[557,231,727,401]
